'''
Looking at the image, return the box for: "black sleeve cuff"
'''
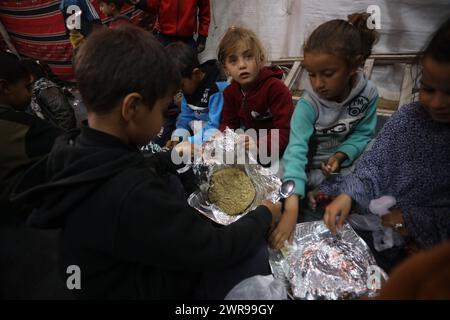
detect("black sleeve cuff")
[252,205,273,228]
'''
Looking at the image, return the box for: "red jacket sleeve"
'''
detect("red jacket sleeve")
[197,0,211,37]
[144,0,159,14]
[219,88,240,131]
[257,80,293,156]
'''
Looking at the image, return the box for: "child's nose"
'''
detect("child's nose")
[238,58,246,69]
[313,77,325,90]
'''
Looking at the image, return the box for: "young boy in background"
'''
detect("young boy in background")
[0,52,62,211]
[168,41,228,145]
[98,0,132,29]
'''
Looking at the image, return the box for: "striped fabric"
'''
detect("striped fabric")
[0,1,146,82]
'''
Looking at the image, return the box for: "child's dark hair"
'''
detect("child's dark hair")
[20,59,48,80]
[304,12,380,64]
[99,0,125,10]
[74,25,180,114]
[0,52,30,84]
[165,42,200,78]
[423,17,450,63]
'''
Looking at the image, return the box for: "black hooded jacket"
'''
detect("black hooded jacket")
[12,125,272,299]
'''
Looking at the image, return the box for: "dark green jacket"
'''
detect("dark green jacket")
[0,104,62,202]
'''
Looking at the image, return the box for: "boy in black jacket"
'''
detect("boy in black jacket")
[12,25,281,299]
[0,52,62,212]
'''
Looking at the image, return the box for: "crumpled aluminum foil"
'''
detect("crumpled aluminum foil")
[187,129,281,225]
[269,221,387,300]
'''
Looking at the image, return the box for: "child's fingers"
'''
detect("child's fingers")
[306,192,317,209]
[269,233,279,249]
[330,161,340,173]
[166,140,179,148]
[321,162,331,176]
[338,212,347,230]
[270,229,285,250]
[324,208,337,234]
[307,191,316,203]
[268,227,276,244]
[274,234,285,250]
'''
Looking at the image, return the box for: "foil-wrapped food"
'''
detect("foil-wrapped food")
[187,129,281,225]
[269,221,387,300]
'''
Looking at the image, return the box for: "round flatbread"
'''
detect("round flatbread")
[208,168,256,216]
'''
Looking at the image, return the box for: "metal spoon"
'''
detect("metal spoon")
[273,180,295,202]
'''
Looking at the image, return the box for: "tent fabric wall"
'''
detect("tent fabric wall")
[0,0,146,82]
[200,0,450,63]
[1,1,449,81]
[0,1,73,80]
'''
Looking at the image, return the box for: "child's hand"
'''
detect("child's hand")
[269,213,297,250]
[165,138,180,149]
[237,134,257,152]
[197,44,206,53]
[306,189,319,210]
[382,208,408,236]
[269,195,298,250]
[173,91,183,108]
[261,199,282,229]
[174,141,199,159]
[323,193,352,235]
[321,152,348,176]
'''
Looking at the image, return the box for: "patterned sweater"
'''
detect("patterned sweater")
[321,102,450,249]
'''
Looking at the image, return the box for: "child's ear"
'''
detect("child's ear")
[121,92,143,122]
[192,67,203,79]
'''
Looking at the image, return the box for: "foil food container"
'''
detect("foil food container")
[269,221,387,300]
[187,129,282,225]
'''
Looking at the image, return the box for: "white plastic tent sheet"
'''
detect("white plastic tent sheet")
[200,0,450,61]
[200,0,449,105]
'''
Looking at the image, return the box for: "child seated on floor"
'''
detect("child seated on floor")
[167,41,228,145]
[276,13,380,249]
[0,52,62,214]
[12,26,282,299]
[320,17,450,271]
[217,26,294,162]
[20,59,77,131]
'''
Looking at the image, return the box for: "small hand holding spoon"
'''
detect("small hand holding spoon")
[272,180,295,203]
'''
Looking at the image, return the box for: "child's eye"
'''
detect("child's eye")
[323,71,335,77]
[308,72,316,77]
